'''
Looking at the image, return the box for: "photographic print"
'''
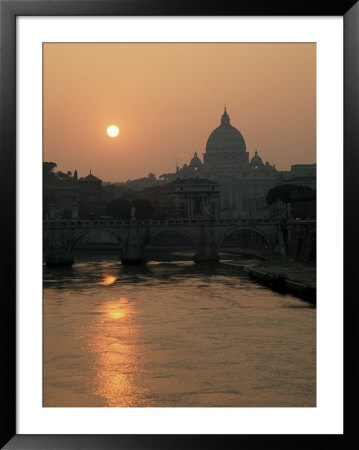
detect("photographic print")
[43,42,316,408]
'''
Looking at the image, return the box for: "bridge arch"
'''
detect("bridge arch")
[146,228,199,247]
[217,226,271,256]
[70,228,122,251]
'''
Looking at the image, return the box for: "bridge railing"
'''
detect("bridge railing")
[43,217,279,228]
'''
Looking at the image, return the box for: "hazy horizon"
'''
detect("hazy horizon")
[44,43,316,182]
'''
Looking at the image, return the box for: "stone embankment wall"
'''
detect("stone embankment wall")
[285,221,316,262]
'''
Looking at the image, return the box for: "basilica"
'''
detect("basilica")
[160,107,284,219]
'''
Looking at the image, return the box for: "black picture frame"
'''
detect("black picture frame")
[1,0,357,448]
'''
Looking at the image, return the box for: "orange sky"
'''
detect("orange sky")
[43,43,316,182]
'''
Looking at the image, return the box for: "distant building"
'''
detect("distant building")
[163,178,220,218]
[44,168,104,219]
[160,108,316,219]
[160,108,280,219]
[79,170,102,195]
[78,171,104,217]
[43,177,78,215]
[281,164,317,190]
[290,164,316,178]
[139,178,220,219]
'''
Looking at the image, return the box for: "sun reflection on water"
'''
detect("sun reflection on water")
[106,298,128,319]
[99,275,117,286]
[88,297,149,406]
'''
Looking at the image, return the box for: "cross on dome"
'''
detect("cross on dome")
[221,106,230,125]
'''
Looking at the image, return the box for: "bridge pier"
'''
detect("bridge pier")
[193,243,220,263]
[45,226,73,266]
[121,223,147,265]
[276,224,287,256]
[45,248,74,266]
[193,225,220,263]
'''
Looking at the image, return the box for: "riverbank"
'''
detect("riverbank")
[230,256,316,304]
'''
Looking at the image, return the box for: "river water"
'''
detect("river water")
[43,254,316,407]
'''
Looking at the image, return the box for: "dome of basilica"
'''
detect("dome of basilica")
[206,108,246,153]
[189,152,202,169]
[249,151,264,168]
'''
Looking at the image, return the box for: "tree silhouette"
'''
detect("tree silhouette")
[130,198,154,219]
[56,170,73,180]
[105,197,154,219]
[43,162,57,182]
[105,198,131,219]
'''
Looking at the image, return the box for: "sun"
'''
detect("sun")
[107,125,119,138]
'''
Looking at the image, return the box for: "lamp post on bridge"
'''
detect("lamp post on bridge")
[71,197,79,220]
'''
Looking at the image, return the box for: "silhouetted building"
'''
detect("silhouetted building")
[160,108,316,219]
[138,178,220,218]
[162,178,220,218]
[280,164,316,191]
[160,108,279,219]
[79,170,102,194]
[78,171,104,217]
[290,164,316,178]
[44,168,104,219]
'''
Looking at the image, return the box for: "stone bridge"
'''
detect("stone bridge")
[43,218,284,265]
